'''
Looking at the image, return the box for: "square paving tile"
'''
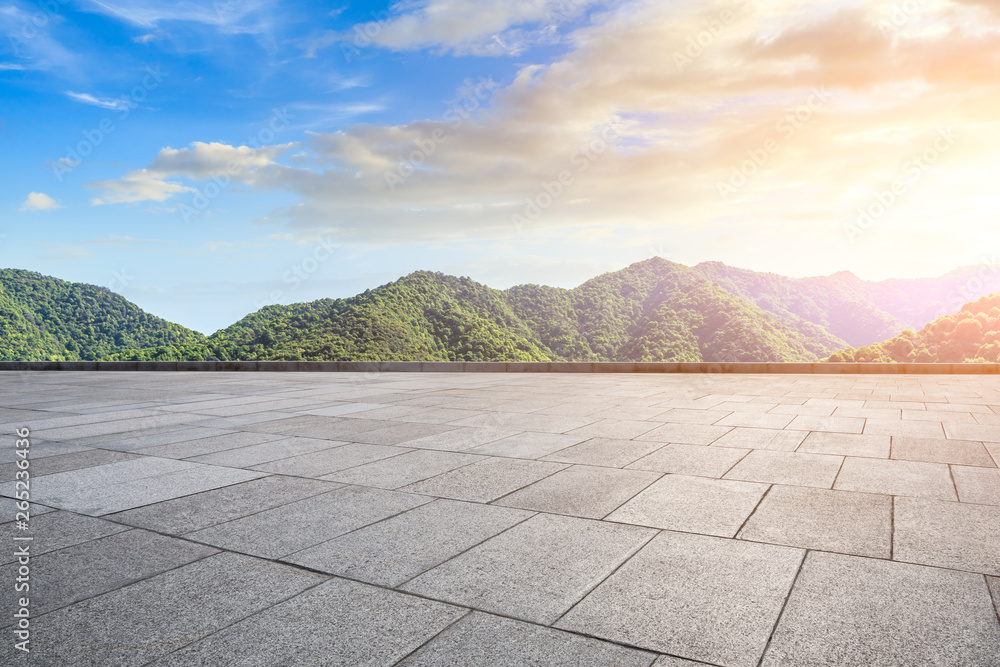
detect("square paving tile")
[0,448,140,483]
[185,436,345,467]
[635,423,733,445]
[606,474,769,537]
[0,529,216,626]
[149,577,465,667]
[542,437,664,468]
[397,611,658,666]
[401,457,568,503]
[564,418,660,439]
[323,449,483,489]
[724,450,843,489]
[249,443,409,477]
[139,431,286,459]
[760,551,1000,666]
[402,426,520,452]
[944,422,1000,441]
[894,496,1000,575]
[556,530,804,667]
[0,511,130,564]
[186,485,431,558]
[796,432,890,458]
[833,457,956,500]
[343,421,456,446]
[863,418,946,438]
[654,408,732,424]
[286,499,534,586]
[494,465,661,519]
[712,428,806,451]
[786,415,864,434]
[952,465,1000,506]
[890,436,995,467]
[466,431,587,459]
[626,443,749,478]
[715,412,794,429]
[4,552,327,667]
[737,485,891,558]
[108,475,340,534]
[402,513,656,624]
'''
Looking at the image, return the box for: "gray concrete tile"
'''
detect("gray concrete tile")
[401,457,568,503]
[6,552,326,667]
[98,426,236,451]
[894,496,1000,575]
[286,499,534,586]
[343,421,456,445]
[541,437,664,468]
[448,412,596,433]
[0,448,139,483]
[494,465,661,519]
[952,465,1000,506]
[402,513,656,624]
[738,485,892,558]
[250,443,409,477]
[0,511,130,564]
[402,426,521,452]
[108,475,341,534]
[186,436,345,467]
[606,474,769,537]
[139,430,286,459]
[148,577,465,667]
[786,415,865,433]
[944,422,1000,442]
[760,551,1000,666]
[863,418,946,439]
[564,418,660,439]
[833,457,957,501]
[724,450,843,489]
[0,529,216,626]
[797,432,891,458]
[0,439,88,464]
[186,485,431,558]
[652,657,707,667]
[712,427,807,451]
[890,436,995,467]
[626,444,751,477]
[556,530,804,667]
[716,411,794,429]
[397,611,658,667]
[635,423,733,445]
[0,497,54,521]
[655,408,733,425]
[466,432,586,459]
[322,449,483,489]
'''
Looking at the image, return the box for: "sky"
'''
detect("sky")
[3,0,1000,334]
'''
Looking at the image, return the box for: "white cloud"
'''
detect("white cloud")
[84,0,277,33]
[88,170,196,205]
[20,192,64,211]
[65,91,128,110]
[350,0,601,56]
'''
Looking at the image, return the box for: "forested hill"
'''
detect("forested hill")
[827,293,1000,363]
[198,263,823,363]
[0,269,206,361]
[5,260,999,363]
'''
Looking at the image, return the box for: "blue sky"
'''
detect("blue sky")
[4,0,1000,333]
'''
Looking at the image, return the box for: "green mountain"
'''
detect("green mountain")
[5,260,999,363]
[0,269,207,361]
[827,293,1000,363]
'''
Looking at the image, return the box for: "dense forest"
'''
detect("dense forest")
[2,261,998,363]
[827,294,1000,363]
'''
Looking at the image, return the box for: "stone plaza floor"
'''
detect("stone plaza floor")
[1,370,999,666]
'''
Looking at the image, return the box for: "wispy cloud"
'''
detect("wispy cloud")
[38,243,90,260]
[20,192,64,211]
[65,91,132,110]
